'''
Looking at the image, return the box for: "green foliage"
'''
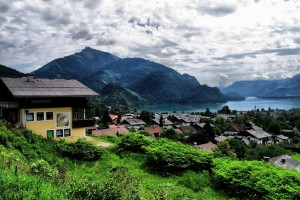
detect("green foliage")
[30,159,58,178]
[227,138,248,159]
[145,139,213,173]
[213,158,300,199]
[0,169,67,199]
[102,167,140,199]
[160,128,182,141]
[57,139,106,161]
[139,110,153,124]
[139,130,151,136]
[218,105,231,114]
[102,109,112,127]
[244,144,289,160]
[177,171,212,192]
[118,132,153,153]
[214,140,237,158]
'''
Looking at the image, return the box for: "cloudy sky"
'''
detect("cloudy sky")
[0,0,300,86]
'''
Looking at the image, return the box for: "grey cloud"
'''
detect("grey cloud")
[97,38,116,46]
[0,2,10,13]
[216,47,300,60]
[179,49,194,55]
[199,4,236,17]
[84,0,102,9]
[128,17,160,29]
[70,29,93,40]
[41,8,72,26]
[294,38,300,44]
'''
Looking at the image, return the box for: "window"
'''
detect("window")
[36,112,44,121]
[64,129,71,137]
[46,112,53,120]
[46,130,54,139]
[26,113,34,121]
[56,129,63,138]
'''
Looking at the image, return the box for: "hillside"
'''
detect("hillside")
[0,64,25,77]
[99,83,147,107]
[221,74,300,98]
[33,47,226,104]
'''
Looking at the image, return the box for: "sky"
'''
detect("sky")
[0,0,300,86]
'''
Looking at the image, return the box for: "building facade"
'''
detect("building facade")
[0,76,99,142]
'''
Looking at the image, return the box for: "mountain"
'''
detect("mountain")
[0,64,25,77]
[34,47,120,81]
[99,84,147,107]
[221,74,300,98]
[33,47,227,105]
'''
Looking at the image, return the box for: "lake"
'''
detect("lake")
[136,97,300,113]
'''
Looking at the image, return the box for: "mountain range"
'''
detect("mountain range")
[221,74,300,98]
[33,47,226,105]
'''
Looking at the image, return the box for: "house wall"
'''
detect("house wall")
[20,107,85,142]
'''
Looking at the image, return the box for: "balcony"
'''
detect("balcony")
[72,119,95,128]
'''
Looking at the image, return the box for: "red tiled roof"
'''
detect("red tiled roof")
[197,142,217,152]
[145,126,163,134]
[92,125,129,136]
[110,115,118,120]
[180,125,196,133]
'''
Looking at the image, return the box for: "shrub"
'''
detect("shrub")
[102,167,140,200]
[177,171,212,192]
[145,139,213,173]
[160,128,182,141]
[57,139,106,161]
[213,158,300,199]
[30,159,58,178]
[118,132,153,153]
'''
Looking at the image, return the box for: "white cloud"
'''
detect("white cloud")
[0,0,300,86]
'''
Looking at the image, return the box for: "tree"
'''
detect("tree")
[204,108,212,117]
[227,138,248,159]
[139,110,153,124]
[218,106,231,114]
[160,128,182,141]
[159,115,163,127]
[102,109,112,127]
[268,120,281,135]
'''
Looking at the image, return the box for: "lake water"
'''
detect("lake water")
[136,97,300,113]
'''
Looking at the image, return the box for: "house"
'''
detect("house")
[238,122,272,145]
[144,126,163,137]
[276,135,291,143]
[109,114,119,123]
[197,142,217,152]
[194,123,215,131]
[92,125,128,136]
[0,76,98,141]
[152,117,174,128]
[123,118,146,129]
[225,124,245,133]
[268,155,300,172]
[179,125,196,133]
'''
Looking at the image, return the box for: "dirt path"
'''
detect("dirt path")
[85,136,113,147]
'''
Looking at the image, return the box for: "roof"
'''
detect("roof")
[245,123,271,139]
[92,125,129,136]
[144,126,163,134]
[197,142,217,152]
[124,118,146,126]
[277,135,289,140]
[269,155,300,172]
[152,118,174,126]
[0,77,99,97]
[109,115,118,120]
[225,124,245,132]
[180,125,196,133]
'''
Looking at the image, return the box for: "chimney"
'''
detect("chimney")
[27,73,34,82]
[263,156,270,162]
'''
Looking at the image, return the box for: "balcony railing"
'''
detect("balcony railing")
[72,119,95,128]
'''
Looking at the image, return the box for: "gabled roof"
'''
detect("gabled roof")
[197,142,217,152]
[180,125,196,133]
[269,155,300,172]
[92,125,129,136]
[124,118,146,126]
[0,77,99,97]
[145,126,163,134]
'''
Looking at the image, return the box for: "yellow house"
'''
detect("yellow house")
[0,76,99,142]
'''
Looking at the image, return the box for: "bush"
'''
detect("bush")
[30,159,58,178]
[118,132,153,153]
[145,139,213,173]
[57,139,106,161]
[177,171,212,192]
[213,158,300,199]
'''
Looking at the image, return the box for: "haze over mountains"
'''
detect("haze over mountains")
[221,74,300,98]
[33,47,226,105]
